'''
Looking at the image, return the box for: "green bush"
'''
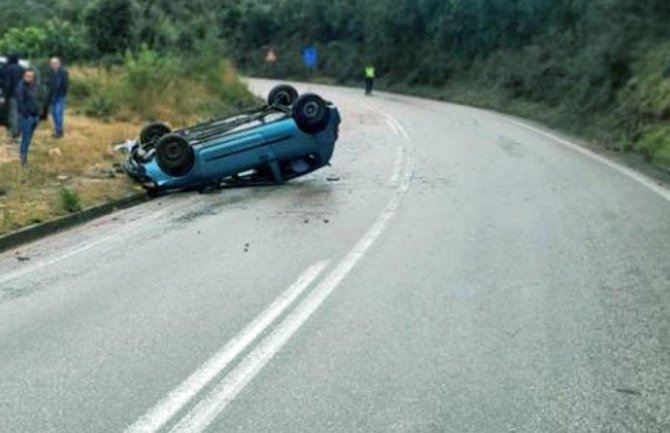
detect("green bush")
[121,46,180,118]
[58,187,82,213]
[42,19,90,61]
[0,26,47,58]
[84,0,133,57]
[70,47,259,123]
[82,94,118,118]
[0,19,88,60]
[622,42,670,119]
[638,125,670,160]
[68,75,95,101]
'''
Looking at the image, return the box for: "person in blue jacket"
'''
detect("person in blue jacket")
[16,68,39,166]
[48,57,68,139]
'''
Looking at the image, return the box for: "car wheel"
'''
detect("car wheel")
[140,122,172,147]
[155,134,195,178]
[268,85,299,107]
[292,93,331,134]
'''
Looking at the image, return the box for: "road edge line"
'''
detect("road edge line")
[493,115,670,203]
[0,192,149,254]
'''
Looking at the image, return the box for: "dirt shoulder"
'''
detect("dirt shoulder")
[0,112,141,235]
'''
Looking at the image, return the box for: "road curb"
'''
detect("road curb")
[0,193,149,253]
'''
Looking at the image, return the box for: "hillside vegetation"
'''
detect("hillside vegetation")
[223,0,670,171]
[0,0,257,235]
[0,0,669,233]
[2,1,670,172]
[0,54,255,235]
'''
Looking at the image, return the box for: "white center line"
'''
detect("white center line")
[168,112,412,433]
[124,261,329,433]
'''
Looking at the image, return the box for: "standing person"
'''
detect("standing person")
[48,57,68,139]
[16,68,39,166]
[364,64,375,96]
[4,54,24,141]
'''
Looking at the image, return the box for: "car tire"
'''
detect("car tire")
[268,85,299,107]
[292,93,331,134]
[155,134,195,178]
[140,122,172,147]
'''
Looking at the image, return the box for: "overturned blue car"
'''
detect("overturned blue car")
[123,85,340,193]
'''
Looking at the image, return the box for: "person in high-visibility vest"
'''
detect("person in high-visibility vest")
[364,65,375,96]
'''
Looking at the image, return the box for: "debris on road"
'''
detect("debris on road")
[616,388,641,396]
[113,139,138,154]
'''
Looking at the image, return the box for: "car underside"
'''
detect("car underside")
[122,85,340,194]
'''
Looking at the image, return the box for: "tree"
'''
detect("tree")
[85,0,133,57]
[0,26,47,58]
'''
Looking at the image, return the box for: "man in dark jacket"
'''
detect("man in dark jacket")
[16,68,39,166]
[48,57,68,138]
[4,54,24,140]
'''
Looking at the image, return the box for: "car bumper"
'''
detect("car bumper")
[123,157,157,190]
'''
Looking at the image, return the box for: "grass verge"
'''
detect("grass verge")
[0,115,140,234]
[0,50,259,236]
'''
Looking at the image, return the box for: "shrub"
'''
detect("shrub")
[121,46,180,118]
[82,94,118,119]
[0,19,88,61]
[58,187,82,213]
[0,26,47,58]
[70,47,259,123]
[85,0,133,57]
[42,19,90,61]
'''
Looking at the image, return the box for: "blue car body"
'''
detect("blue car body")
[124,104,341,192]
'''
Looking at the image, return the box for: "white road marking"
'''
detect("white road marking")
[383,115,405,185]
[123,261,329,433]
[0,194,238,288]
[497,115,670,203]
[0,206,173,287]
[168,113,413,433]
[0,235,114,287]
[372,89,669,202]
[384,116,401,137]
[389,144,404,185]
[384,114,410,140]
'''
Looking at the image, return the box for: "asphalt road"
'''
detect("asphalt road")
[1,80,669,433]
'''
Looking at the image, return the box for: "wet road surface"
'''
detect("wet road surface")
[1,80,669,432]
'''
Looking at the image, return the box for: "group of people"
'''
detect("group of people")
[3,55,69,166]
